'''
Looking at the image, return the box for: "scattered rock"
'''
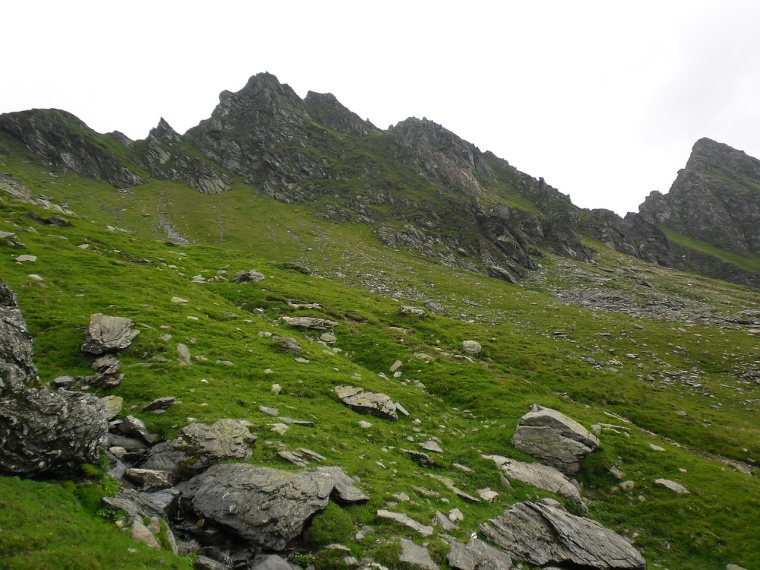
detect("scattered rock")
[403,449,442,468]
[376,509,434,536]
[649,443,666,452]
[231,270,265,283]
[143,397,176,412]
[419,440,443,453]
[390,360,403,372]
[250,553,300,569]
[15,254,36,263]
[399,538,439,570]
[400,306,427,316]
[480,501,646,569]
[125,468,174,490]
[118,415,157,444]
[195,555,228,570]
[448,508,464,523]
[170,296,188,304]
[181,463,334,550]
[101,395,123,420]
[272,336,302,355]
[335,385,403,422]
[484,455,583,504]
[477,488,499,502]
[177,343,191,366]
[81,313,140,355]
[512,405,600,475]
[316,465,370,505]
[433,510,458,531]
[259,405,280,416]
[654,478,689,494]
[461,340,482,355]
[130,518,159,549]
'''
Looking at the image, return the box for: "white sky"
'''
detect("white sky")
[3,0,759,215]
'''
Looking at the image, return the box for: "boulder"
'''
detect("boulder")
[480,501,646,569]
[462,340,482,355]
[446,536,513,570]
[231,270,265,283]
[272,335,302,355]
[654,478,689,494]
[334,385,403,421]
[0,280,108,476]
[315,465,370,505]
[81,313,140,355]
[180,463,334,551]
[376,509,434,536]
[484,455,583,504]
[512,405,600,475]
[141,418,256,479]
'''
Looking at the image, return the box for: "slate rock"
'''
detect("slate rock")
[399,538,439,570]
[377,509,434,536]
[81,313,140,355]
[484,454,583,504]
[335,385,402,422]
[654,478,689,494]
[316,465,370,505]
[480,501,646,569]
[118,415,157,444]
[141,418,256,479]
[143,396,176,412]
[272,335,302,355]
[512,405,600,475]
[231,270,265,283]
[101,395,123,419]
[125,468,174,490]
[446,536,513,570]
[0,280,108,476]
[181,463,334,550]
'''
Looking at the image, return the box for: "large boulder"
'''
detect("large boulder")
[446,536,513,570]
[0,280,108,476]
[334,385,405,422]
[483,455,583,504]
[480,501,646,570]
[512,405,600,475]
[81,313,140,355]
[180,463,334,550]
[141,418,256,479]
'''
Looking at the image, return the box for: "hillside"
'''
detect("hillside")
[0,74,759,570]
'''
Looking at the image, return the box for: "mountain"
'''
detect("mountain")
[0,73,759,570]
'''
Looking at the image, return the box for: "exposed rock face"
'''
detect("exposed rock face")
[81,313,140,355]
[480,501,646,570]
[141,418,256,479]
[512,405,600,475]
[180,463,334,550]
[334,385,403,421]
[304,91,375,136]
[141,118,231,194]
[0,109,143,187]
[0,280,108,476]
[484,455,583,504]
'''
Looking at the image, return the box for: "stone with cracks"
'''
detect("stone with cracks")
[180,463,334,551]
[335,385,402,422]
[446,536,513,570]
[480,501,646,570]
[399,538,439,570]
[512,405,600,475]
[0,280,108,476]
[315,465,370,505]
[141,418,256,479]
[484,454,583,504]
[81,313,140,355]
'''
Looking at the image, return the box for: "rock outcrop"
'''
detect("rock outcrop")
[512,405,600,475]
[335,385,405,422]
[0,280,108,476]
[480,501,646,570]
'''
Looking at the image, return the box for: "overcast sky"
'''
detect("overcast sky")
[3,0,759,215]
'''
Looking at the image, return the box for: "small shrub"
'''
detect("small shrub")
[304,503,354,547]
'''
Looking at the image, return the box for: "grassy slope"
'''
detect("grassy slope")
[0,152,759,569]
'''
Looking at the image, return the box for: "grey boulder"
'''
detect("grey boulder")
[141,418,256,479]
[281,316,337,330]
[81,313,140,355]
[512,405,600,475]
[484,454,584,504]
[0,280,108,476]
[231,270,265,283]
[180,463,334,551]
[335,385,403,422]
[480,501,646,569]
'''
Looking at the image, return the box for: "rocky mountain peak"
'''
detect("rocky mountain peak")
[149,117,181,145]
[685,137,760,181]
[303,90,375,135]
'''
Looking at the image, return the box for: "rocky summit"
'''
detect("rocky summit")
[0,73,758,570]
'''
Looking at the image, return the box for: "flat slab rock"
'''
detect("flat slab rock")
[480,501,646,570]
[335,385,404,422]
[81,313,140,355]
[484,454,583,504]
[181,463,366,551]
[512,404,600,475]
[399,538,439,570]
[281,316,337,330]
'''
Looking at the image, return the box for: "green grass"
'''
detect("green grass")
[0,155,759,570]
